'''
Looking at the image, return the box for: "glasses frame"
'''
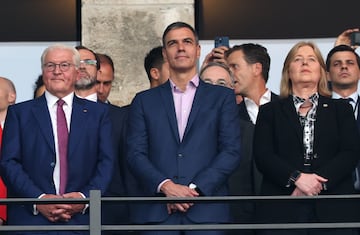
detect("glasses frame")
[43,62,75,72]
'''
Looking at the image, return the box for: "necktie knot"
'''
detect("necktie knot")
[57,99,65,107]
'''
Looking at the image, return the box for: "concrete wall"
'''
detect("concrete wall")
[81,0,194,106]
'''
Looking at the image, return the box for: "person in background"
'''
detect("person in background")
[254,41,360,235]
[95,52,131,235]
[75,45,100,101]
[199,62,233,88]
[96,53,115,103]
[126,21,241,235]
[0,76,16,225]
[0,44,115,234]
[201,46,229,71]
[33,75,46,98]
[326,44,360,191]
[334,28,359,49]
[144,46,170,88]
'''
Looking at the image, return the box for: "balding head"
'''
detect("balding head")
[0,77,16,121]
[0,77,16,105]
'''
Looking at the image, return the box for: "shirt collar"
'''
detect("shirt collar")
[332,91,358,103]
[169,75,200,91]
[243,88,272,106]
[292,93,319,110]
[45,91,74,108]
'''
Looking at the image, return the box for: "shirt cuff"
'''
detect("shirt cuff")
[33,193,46,215]
[157,179,171,193]
[79,192,89,214]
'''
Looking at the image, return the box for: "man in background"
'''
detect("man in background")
[75,45,100,101]
[0,76,16,225]
[95,52,131,234]
[144,46,170,88]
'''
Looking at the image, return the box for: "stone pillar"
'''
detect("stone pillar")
[81,0,194,106]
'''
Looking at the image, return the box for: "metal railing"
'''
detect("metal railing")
[0,191,360,234]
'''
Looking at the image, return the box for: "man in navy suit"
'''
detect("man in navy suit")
[95,52,131,234]
[126,22,241,235]
[0,44,115,234]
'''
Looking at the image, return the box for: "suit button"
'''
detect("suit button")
[50,162,55,167]
[178,153,183,157]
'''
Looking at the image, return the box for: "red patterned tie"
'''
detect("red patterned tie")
[57,99,68,195]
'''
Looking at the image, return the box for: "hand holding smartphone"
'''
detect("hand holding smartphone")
[351,32,360,46]
[214,36,229,48]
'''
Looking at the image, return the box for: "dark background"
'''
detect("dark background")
[0,0,80,42]
[195,0,360,40]
[1,0,360,42]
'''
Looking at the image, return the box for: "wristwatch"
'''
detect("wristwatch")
[286,170,301,187]
[189,183,203,195]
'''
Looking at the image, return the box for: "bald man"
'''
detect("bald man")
[0,76,16,225]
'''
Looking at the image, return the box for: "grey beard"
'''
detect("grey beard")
[75,77,96,90]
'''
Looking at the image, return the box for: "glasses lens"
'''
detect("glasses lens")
[80,59,97,66]
[44,62,72,72]
[60,63,71,71]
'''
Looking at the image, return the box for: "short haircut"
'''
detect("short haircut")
[0,76,16,95]
[325,44,360,71]
[162,21,198,47]
[225,43,270,83]
[75,45,101,70]
[144,46,164,82]
[97,53,115,73]
[41,44,80,69]
[199,62,234,84]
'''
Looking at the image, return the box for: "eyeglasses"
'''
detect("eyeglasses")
[80,59,97,67]
[43,62,75,72]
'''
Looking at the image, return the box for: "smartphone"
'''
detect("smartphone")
[351,32,360,46]
[214,36,229,48]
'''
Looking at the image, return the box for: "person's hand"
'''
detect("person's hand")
[36,194,72,222]
[334,28,360,49]
[201,46,229,70]
[294,173,328,196]
[62,192,86,216]
[290,187,306,196]
[160,180,199,214]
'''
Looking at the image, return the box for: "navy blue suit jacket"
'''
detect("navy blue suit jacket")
[126,79,241,224]
[0,94,115,230]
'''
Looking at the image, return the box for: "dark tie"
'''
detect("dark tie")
[57,99,68,195]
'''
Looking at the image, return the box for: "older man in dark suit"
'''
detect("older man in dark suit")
[0,44,115,234]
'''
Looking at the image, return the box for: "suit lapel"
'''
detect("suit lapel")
[238,102,252,122]
[281,96,303,142]
[159,82,181,143]
[183,81,204,139]
[32,95,55,153]
[68,96,88,156]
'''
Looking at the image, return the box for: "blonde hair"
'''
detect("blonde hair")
[280,41,331,98]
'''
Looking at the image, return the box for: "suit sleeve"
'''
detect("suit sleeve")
[0,105,44,198]
[191,90,242,195]
[126,94,167,193]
